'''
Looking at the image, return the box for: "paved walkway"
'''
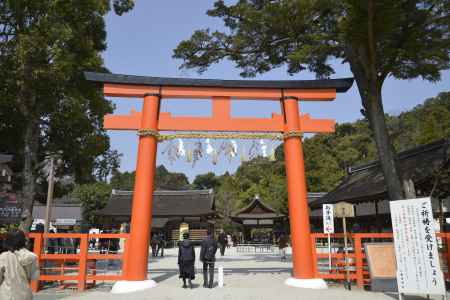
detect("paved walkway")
[35,247,444,300]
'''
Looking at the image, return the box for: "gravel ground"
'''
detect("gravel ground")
[34,247,445,300]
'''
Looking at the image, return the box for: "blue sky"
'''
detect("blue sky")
[102,1,450,182]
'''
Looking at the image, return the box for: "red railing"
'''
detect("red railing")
[27,233,129,292]
[311,232,450,288]
[18,232,450,291]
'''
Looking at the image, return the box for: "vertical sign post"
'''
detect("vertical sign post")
[323,204,335,271]
[335,202,355,290]
[390,197,446,300]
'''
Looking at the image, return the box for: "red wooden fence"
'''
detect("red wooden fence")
[15,232,450,292]
[27,233,129,292]
[311,232,450,288]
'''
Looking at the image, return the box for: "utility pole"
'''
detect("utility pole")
[44,156,55,237]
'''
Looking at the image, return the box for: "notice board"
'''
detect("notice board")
[390,198,445,296]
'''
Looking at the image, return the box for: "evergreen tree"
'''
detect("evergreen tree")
[174,0,450,201]
[0,0,134,230]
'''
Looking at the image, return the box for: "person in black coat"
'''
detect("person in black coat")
[218,230,227,256]
[158,233,165,257]
[200,230,218,288]
[151,234,159,257]
[178,232,195,288]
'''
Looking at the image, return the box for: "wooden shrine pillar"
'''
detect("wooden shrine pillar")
[125,94,160,281]
[283,97,315,279]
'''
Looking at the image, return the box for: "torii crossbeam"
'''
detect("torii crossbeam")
[85,72,353,291]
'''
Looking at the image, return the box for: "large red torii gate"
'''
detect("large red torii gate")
[85,72,353,291]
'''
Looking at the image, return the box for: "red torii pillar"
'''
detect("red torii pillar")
[85,71,353,293]
[125,94,159,281]
[283,98,322,287]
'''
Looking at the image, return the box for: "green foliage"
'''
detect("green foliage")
[93,150,122,183]
[110,170,135,191]
[112,0,135,15]
[193,172,221,189]
[214,173,238,228]
[73,182,111,225]
[174,0,450,201]
[110,165,191,191]
[0,1,133,229]
[0,0,133,181]
[206,92,450,218]
[154,165,190,190]
[233,157,287,213]
[303,92,450,192]
[174,0,449,79]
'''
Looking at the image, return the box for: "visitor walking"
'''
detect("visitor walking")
[178,232,195,289]
[200,230,218,288]
[226,233,232,248]
[218,230,227,256]
[151,234,159,257]
[157,233,165,257]
[0,230,40,300]
[278,233,288,260]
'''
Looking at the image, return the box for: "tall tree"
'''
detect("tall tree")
[0,0,134,231]
[173,0,450,201]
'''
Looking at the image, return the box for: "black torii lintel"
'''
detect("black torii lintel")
[84,72,354,93]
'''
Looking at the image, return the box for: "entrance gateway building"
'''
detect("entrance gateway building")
[85,72,353,292]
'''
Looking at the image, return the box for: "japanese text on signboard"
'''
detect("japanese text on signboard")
[390,198,445,295]
[323,204,334,234]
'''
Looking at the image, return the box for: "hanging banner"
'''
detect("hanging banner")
[390,197,445,296]
[322,204,334,234]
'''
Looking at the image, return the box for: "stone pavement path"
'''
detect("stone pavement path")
[34,247,444,300]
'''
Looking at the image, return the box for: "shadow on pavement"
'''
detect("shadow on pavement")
[151,269,179,283]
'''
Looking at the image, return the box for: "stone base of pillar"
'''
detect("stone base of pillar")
[284,277,328,289]
[111,280,157,294]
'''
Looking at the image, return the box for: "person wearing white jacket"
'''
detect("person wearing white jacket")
[0,230,39,300]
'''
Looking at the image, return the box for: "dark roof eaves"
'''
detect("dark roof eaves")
[84,72,354,93]
[349,138,449,174]
[112,189,213,196]
[232,197,284,217]
[34,203,81,208]
[311,191,387,208]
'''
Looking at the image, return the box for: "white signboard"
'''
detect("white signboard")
[390,197,445,296]
[323,204,334,234]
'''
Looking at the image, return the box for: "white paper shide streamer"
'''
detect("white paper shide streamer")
[205,138,214,155]
[230,140,238,157]
[177,139,185,157]
[260,139,267,157]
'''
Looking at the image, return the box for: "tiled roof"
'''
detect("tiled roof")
[231,196,285,220]
[311,139,450,208]
[97,189,216,217]
[32,204,82,220]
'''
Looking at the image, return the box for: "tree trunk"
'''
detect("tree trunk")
[345,42,404,201]
[363,85,404,200]
[343,1,405,202]
[19,119,39,232]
